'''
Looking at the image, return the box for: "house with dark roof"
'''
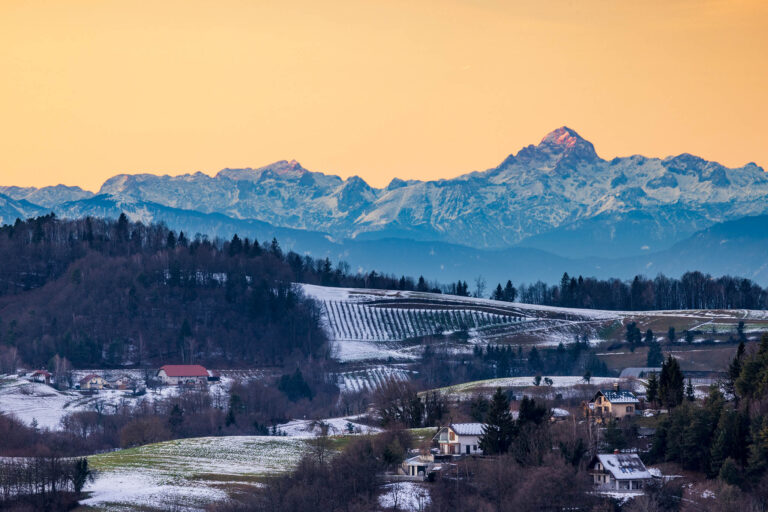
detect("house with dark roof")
[588,452,653,491]
[433,423,485,455]
[587,382,639,420]
[157,365,209,386]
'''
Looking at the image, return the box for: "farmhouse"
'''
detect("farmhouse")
[434,423,485,455]
[79,374,106,390]
[588,452,653,491]
[110,375,137,390]
[589,386,639,419]
[30,370,51,385]
[157,364,209,385]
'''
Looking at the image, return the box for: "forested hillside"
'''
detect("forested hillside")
[0,214,407,369]
[516,271,768,311]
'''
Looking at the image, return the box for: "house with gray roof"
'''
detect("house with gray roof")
[588,385,639,420]
[433,423,485,455]
[588,452,653,491]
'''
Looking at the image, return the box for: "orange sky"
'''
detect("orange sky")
[1,0,766,191]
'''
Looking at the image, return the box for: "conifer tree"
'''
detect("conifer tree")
[644,329,654,344]
[645,372,659,406]
[686,378,695,401]
[503,280,517,302]
[479,388,516,455]
[647,341,663,367]
[659,355,684,407]
[667,326,676,345]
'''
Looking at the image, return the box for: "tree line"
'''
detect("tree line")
[516,271,768,310]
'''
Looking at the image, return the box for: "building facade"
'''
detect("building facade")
[588,453,653,490]
[157,364,209,385]
[434,423,485,455]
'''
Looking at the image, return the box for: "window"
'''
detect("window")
[473,445,477,451]
[626,406,633,413]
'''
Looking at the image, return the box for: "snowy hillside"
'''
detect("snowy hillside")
[301,284,620,361]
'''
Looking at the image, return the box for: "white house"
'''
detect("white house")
[433,423,485,455]
[588,452,653,491]
[157,364,209,385]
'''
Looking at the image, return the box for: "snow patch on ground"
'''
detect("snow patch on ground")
[278,416,382,436]
[84,436,312,511]
[378,481,431,511]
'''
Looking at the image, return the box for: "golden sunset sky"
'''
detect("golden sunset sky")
[1,0,766,191]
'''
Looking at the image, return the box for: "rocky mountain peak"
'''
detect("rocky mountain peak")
[512,126,599,168]
[261,159,308,175]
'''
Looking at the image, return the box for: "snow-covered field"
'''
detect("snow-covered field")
[337,366,411,394]
[302,284,603,362]
[278,416,382,436]
[83,436,314,511]
[379,481,431,511]
[430,376,644,399]
[0,373,235,430]
[302,283,768,362]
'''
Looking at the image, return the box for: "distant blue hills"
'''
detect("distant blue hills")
[2,127,768,285]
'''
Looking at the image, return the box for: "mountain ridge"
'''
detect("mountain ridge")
[2,127,766,262]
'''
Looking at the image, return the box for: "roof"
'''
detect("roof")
[619,367,661,378]
[596,390,639,404]
[79,373,102,384]
[594,453,652,480]
[31,370,51,376]
[450,423,486,436]
[159,364,209,377]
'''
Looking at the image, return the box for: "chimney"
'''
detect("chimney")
[613,382,620,392]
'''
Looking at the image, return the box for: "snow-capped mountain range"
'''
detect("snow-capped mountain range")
[2,127,768,284]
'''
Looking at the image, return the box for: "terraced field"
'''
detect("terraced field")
[336,365,411,394]
[323,300,524,341]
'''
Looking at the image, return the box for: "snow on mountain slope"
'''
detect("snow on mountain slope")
[0,184,94,208]
[0,192,47,225]
[9,127,766,256]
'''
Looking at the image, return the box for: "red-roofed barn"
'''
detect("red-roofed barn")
[157,364,209,386]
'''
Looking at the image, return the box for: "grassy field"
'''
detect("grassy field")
[596,342,745,373]
[80,435,339,511]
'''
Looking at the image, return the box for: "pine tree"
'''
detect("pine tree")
[478,388,516,455]
[645,372,659,406]
[726,341,745,399]
[667,326,676,345]
[644,329,654,344]
[72,458,93,494]
[686,378,695,401]
[492,283,504,301]
[518,396,548,425]
[659,355,684,408]
[647,341,663,367]
[503,280,517,302]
